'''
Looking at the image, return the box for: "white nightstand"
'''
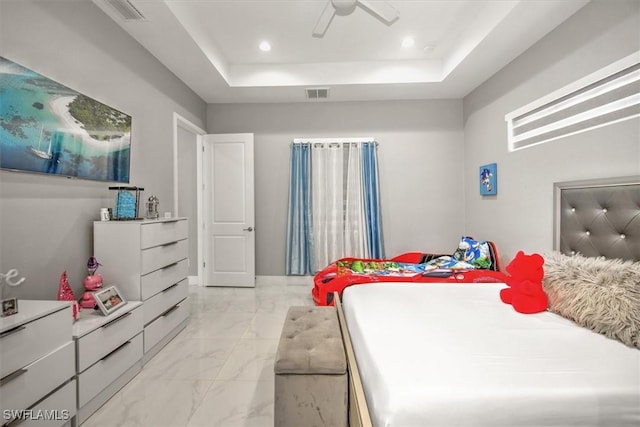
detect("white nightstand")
[72,302,143,425]
[0,300,76,427]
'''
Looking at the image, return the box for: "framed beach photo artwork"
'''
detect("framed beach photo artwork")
[0,56,131,182]
[479,163,497,196]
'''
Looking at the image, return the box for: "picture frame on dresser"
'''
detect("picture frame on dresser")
[1,297,18,317]
[94,286,126,316]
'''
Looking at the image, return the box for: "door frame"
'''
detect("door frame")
[172,112,206,286]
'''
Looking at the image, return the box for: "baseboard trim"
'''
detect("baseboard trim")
[256,275,313,286]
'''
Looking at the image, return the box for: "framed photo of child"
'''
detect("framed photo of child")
[94,286,126,316]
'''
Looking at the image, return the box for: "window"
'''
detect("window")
[505,50,640,151]
[285,139,384,275]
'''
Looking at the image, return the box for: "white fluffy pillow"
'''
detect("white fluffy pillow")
[542,251,640,349]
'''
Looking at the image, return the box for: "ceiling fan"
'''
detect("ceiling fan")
[312,0,399,37]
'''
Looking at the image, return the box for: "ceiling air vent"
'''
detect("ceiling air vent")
[305,88,330,100]
[103,0,146,21]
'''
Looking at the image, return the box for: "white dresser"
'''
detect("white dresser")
[72,302,143,425]
[0,300,76,427]
[93,218,190,363]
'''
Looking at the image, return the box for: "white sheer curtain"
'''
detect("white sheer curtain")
[311,143,344,271]
[344,143,367,258]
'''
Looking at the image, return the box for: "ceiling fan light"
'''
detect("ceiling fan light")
[332,0,357,13]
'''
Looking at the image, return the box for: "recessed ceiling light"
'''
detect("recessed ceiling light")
[259,41,271,52]
[401,37,415,48]
[423,43,436,53]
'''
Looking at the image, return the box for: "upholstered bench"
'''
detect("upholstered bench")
[274,306,348,427]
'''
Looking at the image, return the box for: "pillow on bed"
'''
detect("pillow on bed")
[542,251,640,349]
[452,236,492,269]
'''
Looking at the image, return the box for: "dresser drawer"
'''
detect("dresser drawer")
[141,238,188,275]
[0,341,74,416]
[16,379,77,427]
[76,307,143,373]
[140,219,188,249]
[0,306,71,379]
[77,332,143,408]
[141,258,188,300]
[143,279,189,325]
[144,299,189,353]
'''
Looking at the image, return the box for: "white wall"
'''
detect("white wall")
[463,0,640,265]
[208,100,465,275]
[0,1,206,299]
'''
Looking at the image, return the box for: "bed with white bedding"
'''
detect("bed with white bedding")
[334,176,640,427]
[341,282,640,427]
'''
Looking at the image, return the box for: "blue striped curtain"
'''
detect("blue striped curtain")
[285,143,313,275]
[362,142,385,258]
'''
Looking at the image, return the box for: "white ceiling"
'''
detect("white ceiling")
[93,0,589,104]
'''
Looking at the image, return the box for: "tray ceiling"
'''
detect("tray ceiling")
[93,0,589,103]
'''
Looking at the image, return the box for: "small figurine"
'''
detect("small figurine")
[146,195,159,219]
[80,257,103,310]
[58,271,80,320]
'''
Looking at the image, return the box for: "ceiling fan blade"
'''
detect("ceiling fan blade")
[357,0,399,24]
[312,1,336,37]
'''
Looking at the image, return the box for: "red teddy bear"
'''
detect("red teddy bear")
[499,251,548,314]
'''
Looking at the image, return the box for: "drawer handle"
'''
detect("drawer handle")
[102,312,132,329]
[0,368,28,386]
[161,219,180,223]
[162,283,179,293]
[0,325,26,340]
[162,262,179,270]
[160,241,178,247]
[101,340,131,362]
[161,305,180,317]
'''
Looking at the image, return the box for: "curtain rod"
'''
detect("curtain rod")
[292,137,376,144]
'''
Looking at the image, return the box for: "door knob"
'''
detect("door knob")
[243,226,254,232]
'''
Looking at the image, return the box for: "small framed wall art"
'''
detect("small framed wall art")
[480,163,497,196]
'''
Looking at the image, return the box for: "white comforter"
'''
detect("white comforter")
[342,283,640,427]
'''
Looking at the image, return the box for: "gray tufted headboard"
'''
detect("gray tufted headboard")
[554,176,640,261]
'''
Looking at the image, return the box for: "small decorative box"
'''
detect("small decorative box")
[108,186,144,220]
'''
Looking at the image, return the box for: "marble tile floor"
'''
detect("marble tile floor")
[82,283,314,427]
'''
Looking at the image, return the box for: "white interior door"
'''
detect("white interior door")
[203,133,255,287]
